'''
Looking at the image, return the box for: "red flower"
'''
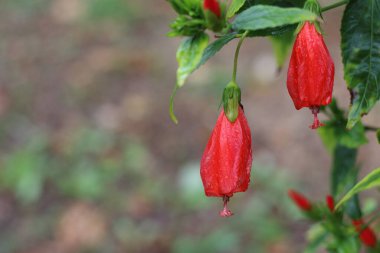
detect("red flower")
[200,107,252,217]
[353,219,377,248]
[287,22,335,129]
[203,0,221,18]
[288,189,312,211]
[326,195,335,212]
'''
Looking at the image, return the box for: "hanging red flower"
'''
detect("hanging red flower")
[200,106,252,217]
[287,21,335,129]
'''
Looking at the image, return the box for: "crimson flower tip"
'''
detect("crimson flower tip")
[203,0,221,18]
[288,189,312,211]
[326,195,335,212]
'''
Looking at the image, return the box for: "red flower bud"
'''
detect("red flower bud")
[203,0,221,18]
[287,22,335,129]
[200,107,252,217]
[326,195,335,212]
[288,189,312,211]
[353,219,377,248]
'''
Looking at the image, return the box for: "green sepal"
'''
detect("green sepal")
[304,204,324,221]
[303,0,321,16]
[167,0,206,37]
[167,0,188,15]
[168,16,207,37]
[222,81,241,123]
[295,0,322,34]
[204,2,227,32]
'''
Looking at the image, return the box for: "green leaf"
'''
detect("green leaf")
[336,167,380,211]
[170,33,209,123]
[336,237,360,253]
[304,224,328,253]
[167,0,187,15]
[232,5,317,31]
[247,24,297,37]
[377,129,380,143]
[318,100,368,153]
[227,0,246,18]
[318,121,367,153]
[176,33,209,88]
[240,0,306,11]
[196,32,237,70]
[270,30,295,70]
[331,146,358,197]
[341,0,380,129]
[168,16,206,37]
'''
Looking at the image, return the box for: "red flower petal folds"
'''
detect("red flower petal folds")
[287,22,334,129]
[287,22,334,109]
[203,0,221,18]
[288,189,312,211]
[200,107,252,216]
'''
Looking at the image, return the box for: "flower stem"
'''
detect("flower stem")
[232,31,248,83]
[321,0,349,12]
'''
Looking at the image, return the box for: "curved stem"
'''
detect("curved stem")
[232,31,248,83]
[321,0,349,12]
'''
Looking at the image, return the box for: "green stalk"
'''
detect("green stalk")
[232,31,248,83]
[331,145,362,219]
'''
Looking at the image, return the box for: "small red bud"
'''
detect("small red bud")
[326,195,335,212]
[288,189,312,211]
[353,219,377,248]
[203,0,221,18]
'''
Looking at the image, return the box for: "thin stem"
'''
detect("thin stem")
[232,31,248,83]
[321,0,349,12]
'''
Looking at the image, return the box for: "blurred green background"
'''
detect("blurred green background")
[0,0,379,252]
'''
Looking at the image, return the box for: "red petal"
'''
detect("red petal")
[287,22,334,110]
[203,0,221,18]
[326,195,335,212]
[288,189,312,211]
[200,107,252,197]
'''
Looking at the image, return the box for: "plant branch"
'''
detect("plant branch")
[232,31,248,83]
[321,0,349,12]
